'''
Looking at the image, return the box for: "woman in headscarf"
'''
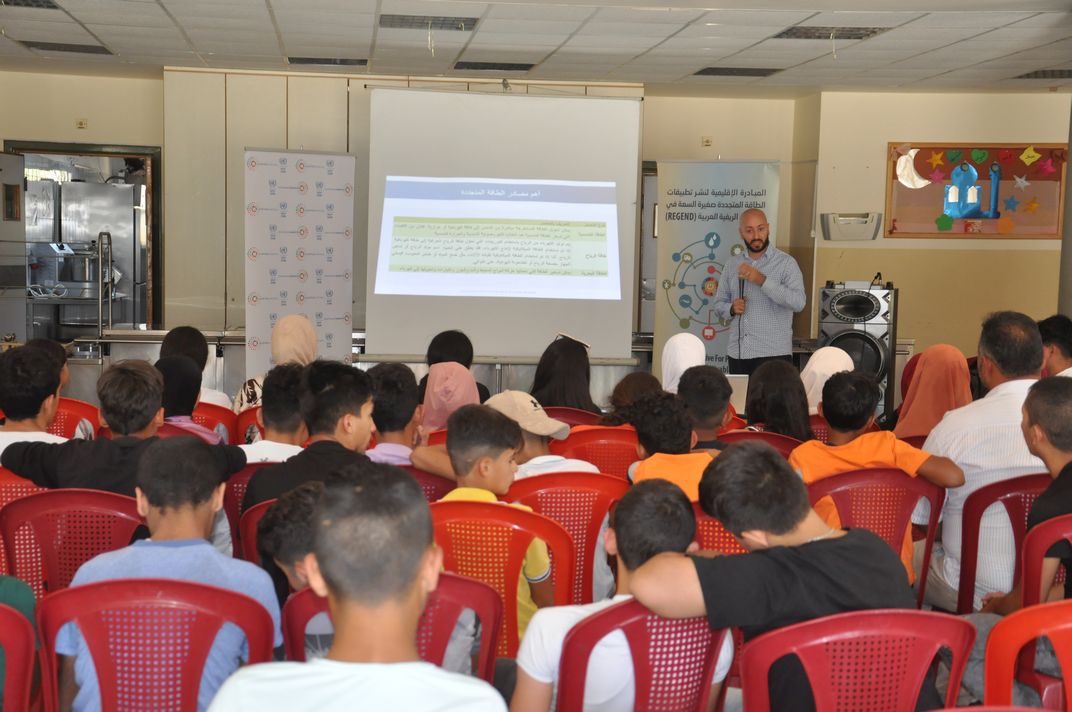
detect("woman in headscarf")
[422,361,480,431]
[894,344,972,440]
[661,332,706,394]
[234,314,318,415]
[800,346,855,416]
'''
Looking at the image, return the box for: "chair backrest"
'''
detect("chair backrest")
[239,499,276,563]
[740,609,976,712]
[0,602,34,712]
[417,572,503,683]
[235,406,265,445]
[37,578,274,712]
[806,468,945,608]
[899,435,928,449]
[427,429,448,446]
[192,402,238,444]
[692,502,748,555]
[0,467,47,575]
[0,489,141,598]
[544,407,602,427]
[809,414,830,444]
[223,462,275,557]
[716,430,802,458]
[49,397,100,439]
[281,586,330,662]
[717,404,748,436]
[401,465,456,502]
[957,473,1052,614]
[985,599,1072,708]
[549,427,639,480]
[556,598,727,712]
[506,472,630,604]
[430,500,575,657]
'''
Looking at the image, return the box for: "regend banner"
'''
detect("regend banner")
[653,161,780,375]
[244,150,356,378]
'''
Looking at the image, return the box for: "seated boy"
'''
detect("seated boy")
[440,405,553,640]
[238,363,306,463]
[677,365,734,451]
[25,339,96,439]
[788,370,963,581]
[365,363,455,480]
[0,346,66,456]
[57,437,281,712]
[208,463,506,712]
[160,325,233,409]
[632,442,940,711]
[155,355,223,444]
[485,390,598,480]
[630,391,712,500]
[512,479,734,712]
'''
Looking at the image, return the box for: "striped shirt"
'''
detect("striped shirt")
[713,245,806,359]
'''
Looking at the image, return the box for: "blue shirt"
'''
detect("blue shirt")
[712,244,806,359]
[56,539,282,712]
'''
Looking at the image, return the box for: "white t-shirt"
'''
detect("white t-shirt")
[0,430,67,458]
[515,454,600,481]
[239,440,303,463]
[516,594,734,711]
[200,387,234,410]
[207,658,506,712]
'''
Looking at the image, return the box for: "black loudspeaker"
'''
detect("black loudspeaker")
[818,281,898,416]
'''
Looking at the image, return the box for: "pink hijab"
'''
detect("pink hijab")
[422,362,480,431]
[894,344,972,439]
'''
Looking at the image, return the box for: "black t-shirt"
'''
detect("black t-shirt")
[693,528,937,711]
[242,439,366,512]
[694,438,728,451]
[1026,462,1072,599]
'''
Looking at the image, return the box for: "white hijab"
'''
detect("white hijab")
[801,346,855,415]
[661,333,707,394]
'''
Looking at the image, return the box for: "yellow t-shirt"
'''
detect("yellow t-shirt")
[438,487,551,639]
[632,452,714,501]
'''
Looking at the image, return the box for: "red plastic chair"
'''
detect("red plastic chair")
[402,465,455,502]
[427,429,448,446]
[717,404,747,435]
[716,430,802,458]
[430,500,575,657]
[192,402,238,444]
[957,474,1052,614]
[235,406,265,444]
[37,578,274,712]
[549,427,639,480]
[506,472,630,604]
[0,467,47,575]
[809,414,831,444]
[985,599,1072,709]
[556,597,728,712]
[900,434,928,449]
[544,407,602,427]
[97,422,190,440]
[0,602,34,712]
[223,462,274,557]
[0,489,141,598]
[282,586,329,662]
[239,499,276,563]
[740,609,975,712]
[806,468,944,608]
[692,502,747,555]
[49,397,100,439]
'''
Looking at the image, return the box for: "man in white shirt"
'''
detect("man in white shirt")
[1038,314,1072,378]
[0,346,67,457]
[209,462,505,712]
[511,479,733,712]
[237,364,306,464]
[914,311,1045,611]
[485,391,599,479]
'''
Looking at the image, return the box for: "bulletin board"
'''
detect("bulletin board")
[885,142,1067,238]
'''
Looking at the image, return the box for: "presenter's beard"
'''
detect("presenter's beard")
[746,237,769,254]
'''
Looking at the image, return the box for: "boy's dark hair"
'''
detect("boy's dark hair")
[154,355,202,418]
[446,404,522,476]
[258,481,323,566]
[602,371,663,425]
[314,462,432,604]
[136,436,225,509]
[426,330,475,369]
[300,360,373,436]
[24,338,68,367]
[0,347,61,421]
[629,390,691,455]
[677,366,732,431]
[260,363,306,433]
[610,479,695,570]
[745,360,813,442]
[97,360,163,435]
[698,441,811,537]
[1038,315,1072,359]
[1025,377,1072,452]
[160,325,210,371]
[368,362,419,434]
[821,370,880,432]
[979,311,1043,378]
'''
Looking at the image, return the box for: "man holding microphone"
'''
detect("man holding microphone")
[713,208,807,376]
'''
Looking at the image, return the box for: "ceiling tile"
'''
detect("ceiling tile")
[0,19,97,43]
[576,22,682,38]
[476,19,580,35]
[468,32,567,48]
[908,12,1037,28]
[593,7,703,24]
[0,5,68,22]
[59,0,174,28]
[798,12,923,27]
[562,35,659,51]
[484,4,590,21]
[1006,12,1072,28]
[377,0,487,16]
[675,24,782,39]
[696,10,815,27]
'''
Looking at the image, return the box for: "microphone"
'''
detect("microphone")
[738,276,746,309]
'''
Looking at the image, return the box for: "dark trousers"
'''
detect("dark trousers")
[727,354,793,376]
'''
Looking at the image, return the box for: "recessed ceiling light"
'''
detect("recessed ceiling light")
[379,14,478,31]
[694,66,781,77]
[774,26,889,41]
[454,61,533,72]
[2,0,59,8]
[288,57,368,67]
[1015,68,1072,79]
[19,40,112,55]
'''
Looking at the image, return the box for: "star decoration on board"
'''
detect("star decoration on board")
[1024,197,1040,213]
[1037,158,1057,177]
[928,168,945,182]
[1020,145,1041,166]
[1014,175,1031,191]
[935,214,954,231]
[1004,195,1021,212]
[927,151,945,169]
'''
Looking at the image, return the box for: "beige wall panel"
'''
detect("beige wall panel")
[224,74,287,329]
[287,76,348,152]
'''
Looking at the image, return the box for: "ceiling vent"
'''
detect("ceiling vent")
[1015,68,1072,79]
[20,40,112,55]
[455,61,533,72]
[694,66,781,77]
[1,0,59,8]
[288,57,367,67]
[379,14,478,31]
[774,26,888,41]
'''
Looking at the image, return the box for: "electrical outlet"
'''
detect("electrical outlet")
[700,136,713,147]
[76,119,88,129]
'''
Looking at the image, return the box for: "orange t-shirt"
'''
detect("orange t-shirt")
[788,430,931,583]
[632,452,714,500]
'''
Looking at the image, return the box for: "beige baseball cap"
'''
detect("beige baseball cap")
[485,390,570,440]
